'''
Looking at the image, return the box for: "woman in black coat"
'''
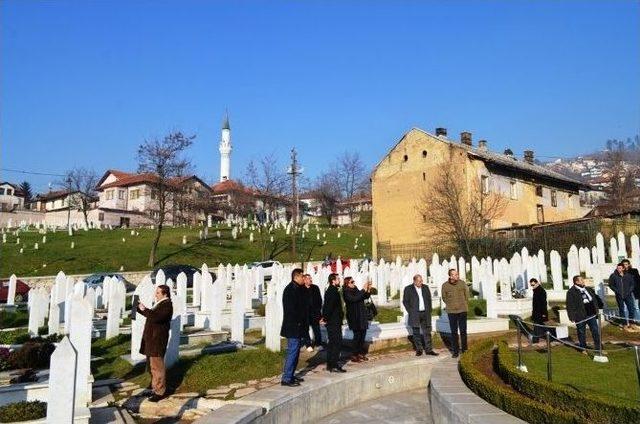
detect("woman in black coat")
[530,278,548,343]
[343,277,372,362]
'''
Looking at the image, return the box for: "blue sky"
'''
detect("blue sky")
[2,0,639,193]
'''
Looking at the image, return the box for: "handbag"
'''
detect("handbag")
[365,298,378,321]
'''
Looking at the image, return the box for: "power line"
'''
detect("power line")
[0,167,66,177]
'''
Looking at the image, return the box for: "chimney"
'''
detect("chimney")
[460,131,472,146]
[478,140,488,151]
[435,127,447,137]
[524,150,534,164]
[504,148,513,157]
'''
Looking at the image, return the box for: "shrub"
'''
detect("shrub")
[0,329,31,345]
[459,339,577,424]
[8,338,56,370]
[0,401,47,422]
[495,341,640,424]
[0,347,10,371]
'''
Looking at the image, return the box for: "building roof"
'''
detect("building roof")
[211,179,250,194]
[35,189,76,201]
[375,127,591,191]
[97,170,212,192]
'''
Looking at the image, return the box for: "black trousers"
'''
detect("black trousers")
[411,310,433,352]
[352,329,367,355]
[448,312,467,354]
[326,324,342,369]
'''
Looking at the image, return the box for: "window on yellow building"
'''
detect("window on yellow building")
[551,190,557,207]
[481,176,489,194]
[568,193,574,209]
[537,204,544,223]
[422,172,426,181]
[422,150,427,158]
[510,181,518,200]
[403,154,408,162]
[535,185,543,197]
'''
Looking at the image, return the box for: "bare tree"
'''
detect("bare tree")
[313,172,341,224]
[336,151,367,226]
[63,168,98,228]
[245,153,289,221]
[137,131,194,267]
[418,167,507,257]
[598,143,639,215]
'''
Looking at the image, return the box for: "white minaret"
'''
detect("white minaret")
[219,112,232,182]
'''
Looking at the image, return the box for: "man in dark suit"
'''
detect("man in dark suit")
[621,259,640,324]
[566,275,603,353]
[403,275,438,356]
[321,273,346,373]
[305,274,324,350]
[137,284,173,402]
[280,268,308,387]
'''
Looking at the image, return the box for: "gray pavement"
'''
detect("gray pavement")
[315,389,430,424]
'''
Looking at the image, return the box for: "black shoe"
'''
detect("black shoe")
[452,352,459,358]
[328,367,347,373]
[148,394,165,402]
[294,376,304,382]
[415,350,423,356]
[425,351,439,356]
[281,380,300,387]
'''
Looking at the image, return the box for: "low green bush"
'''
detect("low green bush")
[0,329,31,345]
[495,341,640,424]
[0,401,47,422]
[459,339,577,424]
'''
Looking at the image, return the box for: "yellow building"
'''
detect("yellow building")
[371,127,592,260]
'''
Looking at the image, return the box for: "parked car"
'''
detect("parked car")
[249,260,282,280]
[0,278,30,303]
[83,273,136,292]
[151,264,216,287]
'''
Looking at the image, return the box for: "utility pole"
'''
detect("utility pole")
[288,148,302,257]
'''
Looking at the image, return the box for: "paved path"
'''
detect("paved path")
[316,388,430,424]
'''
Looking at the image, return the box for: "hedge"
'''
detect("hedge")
[495,341,640,424]
[458,339,579,424]
[0,401,47,422]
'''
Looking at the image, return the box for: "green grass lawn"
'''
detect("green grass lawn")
[516,344,639,403]
[1,224,372,278]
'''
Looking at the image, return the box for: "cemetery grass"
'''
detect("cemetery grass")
[0,225,372,278]
[516,344,639,403]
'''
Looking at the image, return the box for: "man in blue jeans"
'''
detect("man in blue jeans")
[280,268,308,386]
[566,275,603,353]
[610,262,638,329]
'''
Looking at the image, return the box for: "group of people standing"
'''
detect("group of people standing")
[280,267,474,386]
[280,269,374,386]
[529,257,640,353]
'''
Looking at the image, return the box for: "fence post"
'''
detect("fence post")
[516,324,528,372]
[635,346,640,400]
[546,331,552,382]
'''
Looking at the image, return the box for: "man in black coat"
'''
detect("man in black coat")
[137,284,173,402]
[305,274,323,350]
[402,275,438,356]
[343,277,372,362]
[530,278,548,343]
[620,259,640,327]
[280,268,308,386]
[321,273,346,372]
[566,275,603,352]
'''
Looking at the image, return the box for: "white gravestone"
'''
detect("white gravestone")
[68,295,93,407]
[46,337,77,423]
[130,276,155,363]
[7,274,17,305]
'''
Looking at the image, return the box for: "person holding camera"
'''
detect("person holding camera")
[137,284,173,402]
[343,277,372,363]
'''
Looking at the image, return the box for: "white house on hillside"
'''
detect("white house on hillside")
[0,182,25,211]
